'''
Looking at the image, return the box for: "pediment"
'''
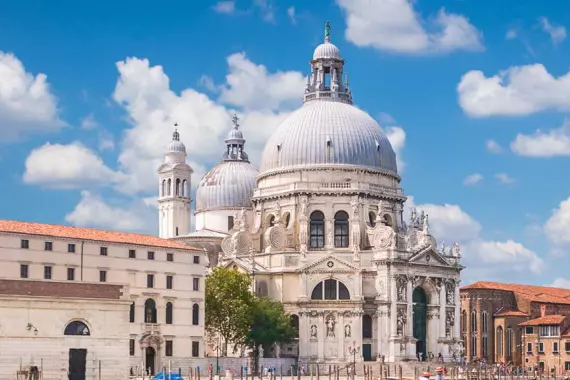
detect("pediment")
[408,247,450,267]
[297,255,359,273]
[222,257,267,273]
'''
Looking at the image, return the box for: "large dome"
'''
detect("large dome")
[195,161,258,213]
[259,101,398,176]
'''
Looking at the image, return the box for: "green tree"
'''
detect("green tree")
[205,267,255,354]
[246,296,296,368]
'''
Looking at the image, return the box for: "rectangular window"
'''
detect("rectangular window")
[525,326,534,334]
[538,342,544,353]
[193,255,200,264]
[565,341,570,352]
[193,278,200,291]
[129,249,136,258]
[67,267,75,281]
[165,340,173,357]
[99,270,107,282]
[147,274,154,288]
[527,342,533,353]
[20,239,29,249]
[44,266,52,280]
[147,251,155,260]
[167,253,174,262]
[68,243,76,253]
[565,362,570,371]
[100,247,108,256]
[192,341,199,357]
[228,216,234,231]
[44,241,53,251]
[540,325,560,337]
[20,264,28,279]
[166,275,173,290]
[554,342,559,353]
[129,339,135,356]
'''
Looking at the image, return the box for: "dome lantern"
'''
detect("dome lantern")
[222,114,249,163]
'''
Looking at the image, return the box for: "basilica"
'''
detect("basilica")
[162,23,464,363]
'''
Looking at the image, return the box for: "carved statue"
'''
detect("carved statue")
[299,243,308,259]
[445,310,455,338]
[230,235,238,256]
[232,210,239,229]
[239,208,248,230]
[375,276,384,296]
[344,324,351,338]
[445,280,455,304]
[327,230,334,248]
[310,324,317,338]
[300,198,308,218]
[396,276,407,302]
[351,199,359,218]
[439,240,446,254]
[326,316,336,337]
[378,199,384,214]
[410,208,417,224]
[217,250,224,266]
[452,242,461,257]
[396,309,406,336]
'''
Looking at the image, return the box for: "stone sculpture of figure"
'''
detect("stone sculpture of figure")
[326,316,336,337]
[344,324,351,338]
[217,250,224,266]
[375,276,384,296]
[230,235,238,256]
[452,242,461,257]
[310,324,317,338]
[410,208,417,224]
[378,199,385,214]
[299,243,308,259]
[396,309,406,336]
[351,199,359,218]
[439,240,446,254]
[232,210,239,229]
[396,276,407,302]
[239,208,248,230]
[445,280,455,304]
[445,311,455,338]
[327,230,334,248]
[300,198,308,218]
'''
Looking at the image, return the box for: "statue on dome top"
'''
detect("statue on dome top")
[325,21,331,41]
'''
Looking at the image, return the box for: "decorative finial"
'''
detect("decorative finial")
[231,114,240,129]
[325,21,331,42]
[172,122,180,141]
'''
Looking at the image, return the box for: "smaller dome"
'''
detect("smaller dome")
[167,129,186,154]
[227,127,243,140]
[313,41,342,60]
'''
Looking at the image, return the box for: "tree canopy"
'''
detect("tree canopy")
[246,296,297,350]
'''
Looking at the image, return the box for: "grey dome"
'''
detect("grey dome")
[313,41,342,60]
[167,130,186,154]
[195,161,259,213]
[259,101,398,176]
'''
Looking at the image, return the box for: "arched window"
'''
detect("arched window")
[167,179,172,196]
[290,315,299,336]
[161,180,166,197]
[461,310,467,333]
[482,311,488,359]
[129,302,135,323]
[470,310,477,332]
[266,215,275,227]
[368,212,376,227]
[144,298,157,324]
[506,327,513,358]
[311,279,350,300]
[175,178,181,195]
[192,303,200,325]
[471,335,477,358]
[334,211,349,248]
[362,314,372,339]
[64,321,90,336]
[496,326,504,357]
[183,180,188,196]
[165,302,173,325]
[382,214,393,226]
[309,211,325,249]
[482,311,488,333]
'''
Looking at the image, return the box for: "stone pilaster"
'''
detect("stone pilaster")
[439,282,446,338]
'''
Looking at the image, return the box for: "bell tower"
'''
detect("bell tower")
[157,124,193,238]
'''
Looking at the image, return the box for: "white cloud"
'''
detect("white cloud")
[458,64,570,117]
[80,114,99,130]
[253,0,275,23]
[404,196,544,279]
[378,112,396,124]
[336,0,483,54]
[218,52,305,111]
[198,75,218,92]
[212,1,235,14]
[539,17,566,45]
[506,28,518,40]
[287,6,296,24]
[486,139,503,154]
[510,120,570,157]
[544,197,570,248]
[65,191,155,233]
[495,173,515,184]
[550,278,570,288]
[0,51,64,140]
[463,173,483,186]
[23,142,123,189]
[385,126,406,172]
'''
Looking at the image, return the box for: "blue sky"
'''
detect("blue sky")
[1,0,569,286]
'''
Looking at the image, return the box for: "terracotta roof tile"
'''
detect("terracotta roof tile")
[494,309,528,317]
[461,281,570,305]
[0,220,200,251]
[519,315,565,326]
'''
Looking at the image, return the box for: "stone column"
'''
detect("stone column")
[318,313,325,360]
[338,312,345,360]
[406,279,413,337]
[454,283,461,340]
[354,272,362,299]
[390,277,397,337]
[376,309,383,359]
[354,311,364,361]
[299,312,309,358]
[300,273,307,299]
[439,282,446,338]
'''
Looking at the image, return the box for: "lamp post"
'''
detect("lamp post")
[347,341,360,379]
[216,334,221,375]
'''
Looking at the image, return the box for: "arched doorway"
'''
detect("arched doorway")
[145,347,156,375]
[412,287,428,357]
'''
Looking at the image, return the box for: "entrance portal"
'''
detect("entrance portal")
[412,287,428,357]
[68,349,87,380]
[145,347,156,375]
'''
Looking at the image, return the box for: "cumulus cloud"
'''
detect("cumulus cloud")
[385,126,406,172]
[544,197,570,249]
[511,120,570,157]
[23,142,124,189]
[0,51,64,140]
[404,196,544,280]
[65,191,156,233]
[495,173,515,184]
[486,139,503,154]
[550,278,570,288]
[336,0,483,54]
[212,1,235,14]
[458,64,570,117]
[463,173,483,186]
[539,17,566,45]
[287,6,296,24]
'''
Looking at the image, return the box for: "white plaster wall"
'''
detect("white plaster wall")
[0,297,129,380]
[195,209,253,232]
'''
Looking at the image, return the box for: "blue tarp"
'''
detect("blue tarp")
[153,372,183,380]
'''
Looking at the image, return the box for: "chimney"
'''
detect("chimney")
[540,304,546,317]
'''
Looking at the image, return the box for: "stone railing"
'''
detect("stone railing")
[253,182,403,198]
